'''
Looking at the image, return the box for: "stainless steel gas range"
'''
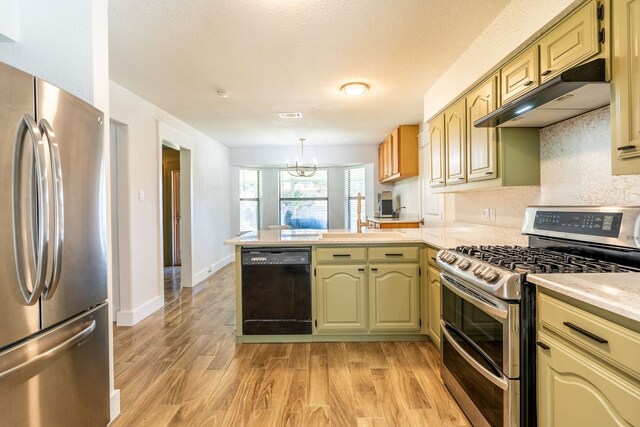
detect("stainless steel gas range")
[436,206,640,427]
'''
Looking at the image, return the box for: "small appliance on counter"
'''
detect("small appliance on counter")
[376,191,394,217]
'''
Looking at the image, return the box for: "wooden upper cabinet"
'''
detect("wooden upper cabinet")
[466,74,498,181]
[378,144,384,181]
[539,0,600,83]
[500,45,539,105]
[377,125,418,183]
[612,0,640,174]
[391,127,400,175]
[428,114,445,187]
[444,99,466,185]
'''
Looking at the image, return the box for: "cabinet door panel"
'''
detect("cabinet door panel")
[428,265,441,349]
[378,144,384,181]
[429,114,446,187]
[316,265,367,332]
[445,99,466,185]
[369,264,419,332]
[539,0,599,82]
[466,75,498,181]
[501,45,539,104]
[612,0,640,173]
[391,128,399,175]
[537,332,640,427]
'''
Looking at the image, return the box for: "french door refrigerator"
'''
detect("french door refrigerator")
[0,61,110,426]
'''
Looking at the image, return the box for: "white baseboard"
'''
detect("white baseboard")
[190,255,234,287]
[109,389,121,424]
[116,295,164,326]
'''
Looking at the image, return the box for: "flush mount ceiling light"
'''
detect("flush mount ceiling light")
[278,112,303,119]
[286,138,317,178]
[340,82,369,97]
[216,90,228,98]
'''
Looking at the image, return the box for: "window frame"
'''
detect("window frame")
[278,169,330,229]
[345,166,366,231]
[239,169,261,232]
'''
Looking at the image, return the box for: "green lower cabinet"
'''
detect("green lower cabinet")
[537,331,640,427]
[315,265,367,333]
[368,264,420,332]
[427,265,441,349]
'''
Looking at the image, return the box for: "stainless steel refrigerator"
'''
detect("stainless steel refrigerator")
[0,61,110,426]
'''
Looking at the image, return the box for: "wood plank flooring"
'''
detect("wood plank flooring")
[112,263,470,427]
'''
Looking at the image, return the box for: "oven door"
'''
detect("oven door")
[440,273,520,427]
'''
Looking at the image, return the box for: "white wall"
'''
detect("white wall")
[0,0,19,42]
[0,0,96,103]
[110,82,232,326]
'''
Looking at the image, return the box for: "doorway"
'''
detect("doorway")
[162,145,181,289]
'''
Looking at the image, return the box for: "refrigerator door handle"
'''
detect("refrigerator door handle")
[0,320,96,381]
[12,114,51,305]
[39,119,64,300]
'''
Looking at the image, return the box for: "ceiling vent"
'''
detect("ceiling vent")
[278,112,303,119]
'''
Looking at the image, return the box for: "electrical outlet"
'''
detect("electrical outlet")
[138,190,145,201]
[489,208,496,222]
[482,208,490,221]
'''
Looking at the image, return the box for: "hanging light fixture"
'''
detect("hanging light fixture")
[286,138,317,177]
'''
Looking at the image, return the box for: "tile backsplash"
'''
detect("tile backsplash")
[451,106,640,228]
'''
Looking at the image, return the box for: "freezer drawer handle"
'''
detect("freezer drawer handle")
[0,320,96,381]
[12,114,51,305]
[39,119,64,300]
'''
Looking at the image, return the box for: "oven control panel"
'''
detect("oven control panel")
[533,211,623,237]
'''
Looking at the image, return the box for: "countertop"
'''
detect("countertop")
[367,216,422,223]
[528,273,640,324]
[224,223,529,248]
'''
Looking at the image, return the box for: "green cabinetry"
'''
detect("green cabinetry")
[316,265,367,333]
[537,290,640,426]
[369,264,420,332]
[611,0,640,174]
[426,247,441,349]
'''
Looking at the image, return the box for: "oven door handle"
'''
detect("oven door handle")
[441,321,509,391]
[440,274,508,320]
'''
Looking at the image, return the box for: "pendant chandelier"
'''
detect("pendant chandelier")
[286,138,317,177]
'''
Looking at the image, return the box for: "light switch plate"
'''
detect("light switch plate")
[489,208,496,222]
[138,190,145,201]
[482,208,490,221]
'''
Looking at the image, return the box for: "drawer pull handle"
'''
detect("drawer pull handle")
[358,268,365,272]
[430,257,437,262]
[617,145,636,151]
[541,70,552,76]
[536,341,550,350]
[563,322,608,344]
[523,80,534,86]
[371,268,378,272]
[385,253,404,257]
[333,254,351,258]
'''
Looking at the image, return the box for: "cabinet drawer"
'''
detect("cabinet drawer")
[316,247,367,263]
[368,246,419,262]
[427,247,440,266]
[538,292,640,379]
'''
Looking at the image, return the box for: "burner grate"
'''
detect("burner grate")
[454,245,638,274]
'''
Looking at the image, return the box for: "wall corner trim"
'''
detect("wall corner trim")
[115,295,164,326]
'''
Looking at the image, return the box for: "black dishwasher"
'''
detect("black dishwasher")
[241,247,312,334]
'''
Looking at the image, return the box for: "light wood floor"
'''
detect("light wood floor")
[111,263,470,427]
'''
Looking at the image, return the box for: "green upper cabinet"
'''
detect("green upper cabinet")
[611,0,640,174]
[539,0,601,83]
[429,114,446,187]
[500,45,539,105]
[466,74,498,181]
[444,98,467,185]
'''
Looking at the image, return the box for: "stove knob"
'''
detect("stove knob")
[446,253,458,264]
[482,268,500,283]
[457,259,471,270]
[473,265,486,277]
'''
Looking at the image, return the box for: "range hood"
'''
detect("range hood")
[474,59,609,128]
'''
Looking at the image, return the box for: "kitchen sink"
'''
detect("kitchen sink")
[319,231,408,240]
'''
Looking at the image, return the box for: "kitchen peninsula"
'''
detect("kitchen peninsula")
[225,225,529,343]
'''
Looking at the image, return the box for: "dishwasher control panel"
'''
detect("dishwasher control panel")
[241,247,310,265]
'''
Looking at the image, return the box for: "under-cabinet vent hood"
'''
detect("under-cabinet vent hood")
[474,59,609,128]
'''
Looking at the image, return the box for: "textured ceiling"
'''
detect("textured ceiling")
[109,0,511,147]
